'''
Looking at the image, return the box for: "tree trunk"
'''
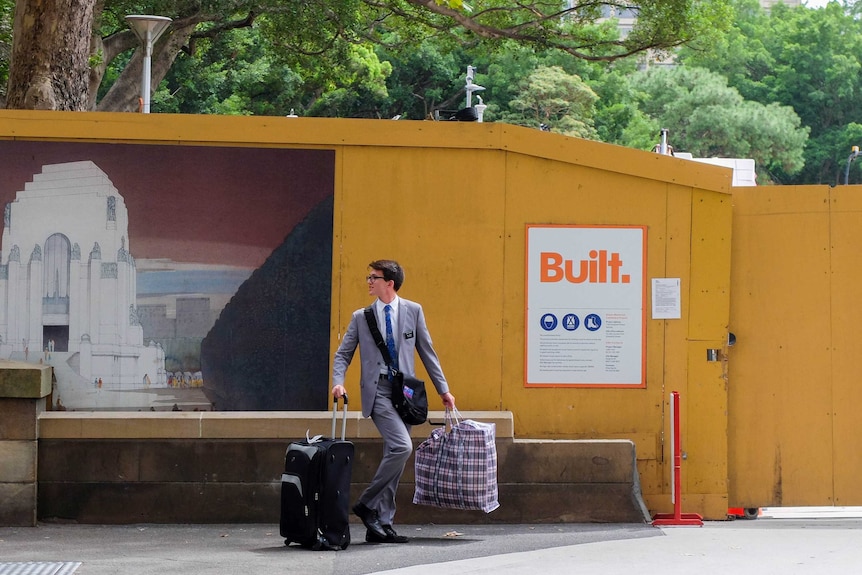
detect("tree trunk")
[6,0,95,110]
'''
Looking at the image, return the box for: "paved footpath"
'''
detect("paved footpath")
[2,517,862,575]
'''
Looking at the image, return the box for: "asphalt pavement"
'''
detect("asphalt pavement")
[2,514,862,575]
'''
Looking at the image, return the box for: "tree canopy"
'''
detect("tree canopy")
[2,0,731,113]
[630,66,809,179]
[0,0,10,105]
[679,0,862,184]
[501,65,599,138]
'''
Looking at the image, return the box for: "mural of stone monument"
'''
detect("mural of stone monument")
[0,161,166,408]
[0,141,336,412]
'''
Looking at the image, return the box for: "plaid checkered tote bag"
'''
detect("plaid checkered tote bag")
[412,408,500,513]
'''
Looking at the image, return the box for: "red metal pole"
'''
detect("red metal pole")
[652,391,703,526]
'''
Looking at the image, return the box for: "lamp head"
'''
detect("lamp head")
[125,15,173,44]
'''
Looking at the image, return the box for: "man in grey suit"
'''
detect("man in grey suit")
[332,259,455,544]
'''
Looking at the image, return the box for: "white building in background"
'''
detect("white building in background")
[674,154,758,187]
[0,161,165,390]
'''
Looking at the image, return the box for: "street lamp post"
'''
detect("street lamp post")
[465,65,484,108]
[845,146,861,185]
[125,15,173,113]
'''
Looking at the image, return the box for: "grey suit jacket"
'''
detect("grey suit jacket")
[332,297,449,418]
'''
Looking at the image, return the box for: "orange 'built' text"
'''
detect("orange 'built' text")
[540,250,630,284]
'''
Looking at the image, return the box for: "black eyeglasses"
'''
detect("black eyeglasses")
[366,275,386,282]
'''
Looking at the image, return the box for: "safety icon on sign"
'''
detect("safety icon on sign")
[585,314,602,331]
[540,313,558,331]
[562,314,580,331]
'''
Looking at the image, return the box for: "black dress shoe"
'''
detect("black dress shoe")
[366,525,409,544]
[352,502,387,539]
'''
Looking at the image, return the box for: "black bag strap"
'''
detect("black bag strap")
[364,306,394,367]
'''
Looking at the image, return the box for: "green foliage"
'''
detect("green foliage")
[0,0,12,102]
[376,43,467,119]
[588,63,658,148]
[257,0,367,58]
[88,49,105,69]
[149,17,395,117]
[679,0,862,183]
[616,108,661,151]
[304,43,393,117]
[467,44,535,126]
[5,0,734,116]
[627,0,733,55]
[157,25,304,115]
[502,66,598,138]
[473,42,609,132]
[630,66,808,179]
[304,0,735,65]
[787,123,862,186]
[145,4,469,118]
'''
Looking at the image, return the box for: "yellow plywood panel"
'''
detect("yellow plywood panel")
[0,110,733,192]
[728,186,834,506]
[732,184,830,216]
[500,155,671,439]
[0,110,501,150]
[683,341,728,496]
[689,190,733,340]
[499,124,732,193]
[638,460,663,502]
[666,190,733,510]
[826,186,862,505]
[332,146,507,413]
[681,494,729,521]
[658,185,694,442]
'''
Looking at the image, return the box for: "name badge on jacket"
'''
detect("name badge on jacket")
[404,331,414,340]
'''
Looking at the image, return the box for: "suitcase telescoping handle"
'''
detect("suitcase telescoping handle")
[332,393,349,441]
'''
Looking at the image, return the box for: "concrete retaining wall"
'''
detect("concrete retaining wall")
[35,411,649,524]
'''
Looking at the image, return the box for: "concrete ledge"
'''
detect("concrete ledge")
[395,483,647,523]
[34,410,648,524]
[37,481,646,525]
[38,410,515,440]
[501,439,638,483]
[36,433,649,524]
[0,362,52,399]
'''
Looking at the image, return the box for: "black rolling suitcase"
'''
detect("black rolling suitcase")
[280,394,353,550]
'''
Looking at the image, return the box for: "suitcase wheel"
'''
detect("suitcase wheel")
[307,534,340,551]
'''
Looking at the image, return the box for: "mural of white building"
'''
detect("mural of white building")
[0,161,166,405]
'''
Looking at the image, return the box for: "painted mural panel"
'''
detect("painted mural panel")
[0,141,334,411]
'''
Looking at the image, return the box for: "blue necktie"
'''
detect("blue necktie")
[384,304,398,376]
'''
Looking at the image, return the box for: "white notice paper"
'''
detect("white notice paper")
[652,278,681,319]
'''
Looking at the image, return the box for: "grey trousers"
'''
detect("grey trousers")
[358,375,412,526]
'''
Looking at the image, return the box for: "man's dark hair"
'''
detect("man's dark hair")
[370,260,404,292]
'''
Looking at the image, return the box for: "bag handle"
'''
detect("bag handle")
[444,407,462,432]
[331,393,349,440]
